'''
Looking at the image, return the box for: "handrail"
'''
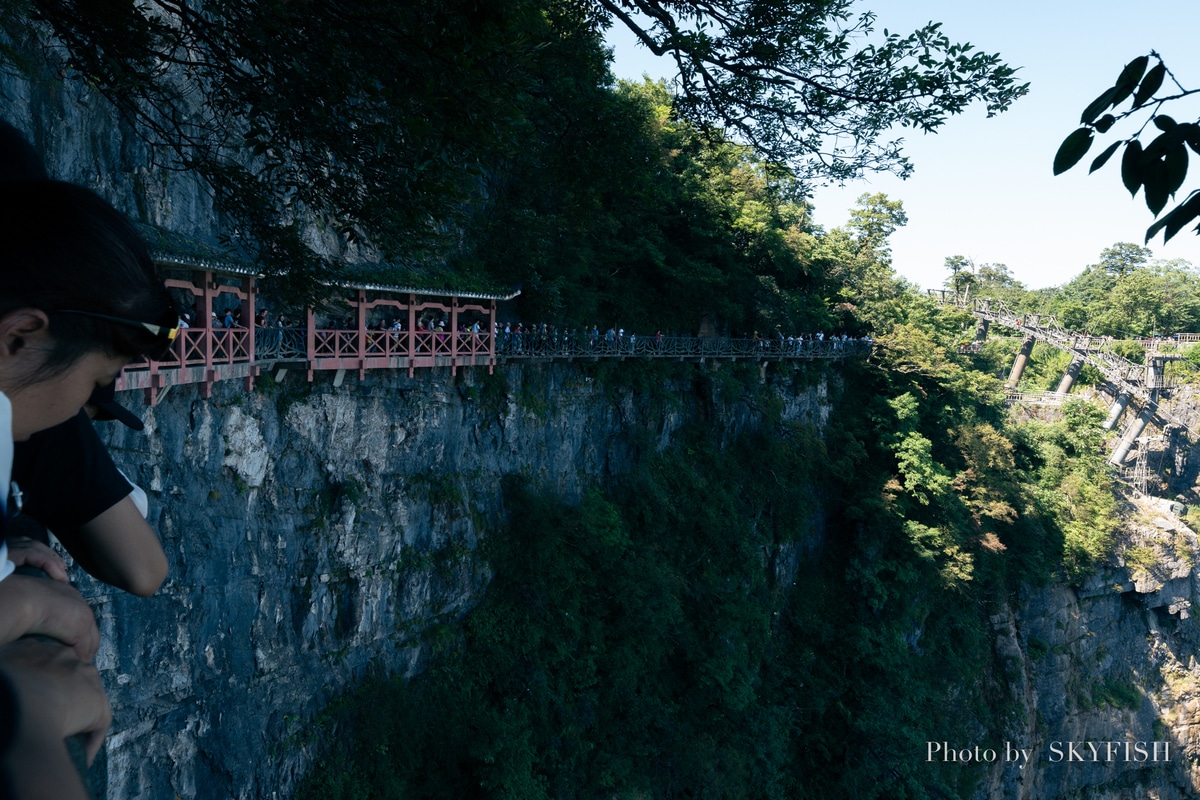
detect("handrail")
[494,332,870,360]
[1005,391,1065,406]
[118,322,871,404]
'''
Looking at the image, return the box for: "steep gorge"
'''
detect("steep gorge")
[981,497,1200,799]
[84,361,1200,800]
[92,363,833,798]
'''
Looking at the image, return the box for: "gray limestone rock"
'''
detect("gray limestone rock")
[86,365,833,799]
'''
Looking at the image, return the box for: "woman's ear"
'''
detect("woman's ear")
[0,309,51,358]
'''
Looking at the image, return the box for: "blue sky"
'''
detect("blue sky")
[606,1,1200,291]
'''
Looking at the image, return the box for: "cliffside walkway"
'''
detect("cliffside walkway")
[117,260,869,404]
[929,290,1191,466]
[1005,390,1066,407]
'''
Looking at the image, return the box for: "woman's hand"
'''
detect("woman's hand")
[0,638,111,800]
[0,575,99,662]
[5,537,68,582]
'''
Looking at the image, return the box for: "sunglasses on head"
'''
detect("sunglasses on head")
[51,309,181,360]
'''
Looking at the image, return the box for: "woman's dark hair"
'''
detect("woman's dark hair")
[0,120,48,182]
[0,180,175,375]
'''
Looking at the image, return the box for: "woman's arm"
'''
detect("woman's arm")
[53,496,168,597]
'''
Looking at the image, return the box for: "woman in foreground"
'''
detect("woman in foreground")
[0,179,176,798]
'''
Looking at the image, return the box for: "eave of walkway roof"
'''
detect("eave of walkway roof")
[152,250,264,277]
[140,224,520,301]
[328,279,521,302]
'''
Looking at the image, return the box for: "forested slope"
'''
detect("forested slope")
[296,300,1161,799]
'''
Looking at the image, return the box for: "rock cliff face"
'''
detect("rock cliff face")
[980,496,1200,799]
[90,364,833,799]
[1,54,221,243]
[89,361,1200,800]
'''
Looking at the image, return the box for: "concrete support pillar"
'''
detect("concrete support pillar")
[1101,391,1131,431]
[305,305,316,382]
[354,289,368,380]
[488,299,497,373]
[973,317,989,343]
[242,276,256,392]
[1055,356,1084,397]
[450,296,459,374]
[1109,401,1155,466]
[202,271,215,376]
[407,292,417,378]
[1147,357,1164,390]
[1005,336,1036,388]
[197,270,214,329]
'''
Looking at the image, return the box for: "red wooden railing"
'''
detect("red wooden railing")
[114,267,869,405]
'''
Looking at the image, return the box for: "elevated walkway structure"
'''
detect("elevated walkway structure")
[116,258,517,404]
[117,257,870,404]
[928,291,1192,468]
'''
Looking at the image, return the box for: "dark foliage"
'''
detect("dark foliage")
[296,334,1105,798]
[3,0,1024,307]
[1055,54,1200,245]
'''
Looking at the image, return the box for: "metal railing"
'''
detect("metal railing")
[496,332,871,360]
[255,327,308,360]
[117,322,872,404]
[1005,391,1065,407]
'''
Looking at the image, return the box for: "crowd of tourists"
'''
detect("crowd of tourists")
[147,300,876,364]
[489,322,872,358]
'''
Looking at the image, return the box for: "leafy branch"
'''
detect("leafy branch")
[2,0,1028,302]
[3,0,544,302]
[1054,53,1200,244]
[599,0,1029,181]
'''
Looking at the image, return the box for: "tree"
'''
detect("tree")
[3,0,554,301]
[598,1,1027,179]
[1094,242,1153,277]
[1094,261,1200,336]
[1054,54,1200,244]
[944,255,976,295]
[454,69,827,333]
[976,262,1023,290]
[2,0,1026,298]
[811,193,909,332]
[941,257,1027,305]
